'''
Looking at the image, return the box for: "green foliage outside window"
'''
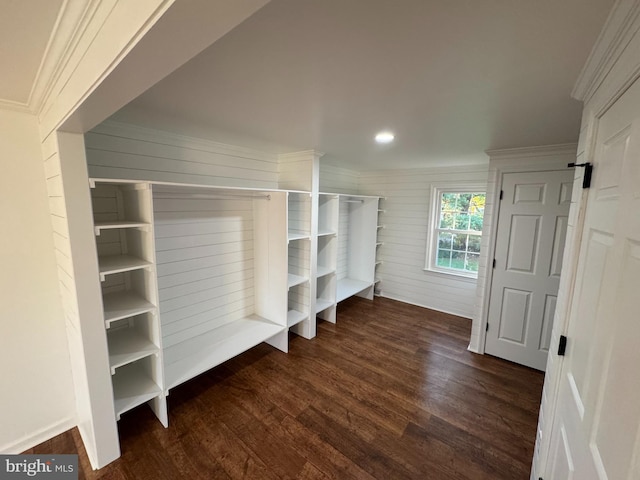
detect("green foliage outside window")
[435,192,485,274]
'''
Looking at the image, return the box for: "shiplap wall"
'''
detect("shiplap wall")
[152,188,256,368]
[320,163,360,193]
[86,122,279,189]
[358,166,489,319]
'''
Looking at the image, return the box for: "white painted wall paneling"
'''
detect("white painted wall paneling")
[153,185,287,389]
[0,110,75,454]
[319,163,360,194]
[358,166,489,319]
[86,122,279,189]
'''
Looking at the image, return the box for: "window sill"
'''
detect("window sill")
[423,267,478,283]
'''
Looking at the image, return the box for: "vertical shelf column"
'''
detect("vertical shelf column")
[375,198,384,296]
[287,192,314,338]
[316,193,339,322]
[91,180,167,427]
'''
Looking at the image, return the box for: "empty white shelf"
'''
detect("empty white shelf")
[94,221,149,235]
[107,328,159,373]
[112,361,162,418]
[316,266,335,278]
[103,291,155,325]
[317,229,336,237]
[288,230,310,242]
[315,298,334,314]
[287,310,308,328]
[288,273,308,289]
[163,315,285,390]
[99,255,151,278]
[336,278,373,303]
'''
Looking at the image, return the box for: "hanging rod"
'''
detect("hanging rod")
[155,192,271,200]
[344,199,364,203]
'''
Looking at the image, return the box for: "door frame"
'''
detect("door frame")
[469,145,578,355]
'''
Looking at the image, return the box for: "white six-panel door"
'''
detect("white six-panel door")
[544,76,640,480]
[485,170,573,371]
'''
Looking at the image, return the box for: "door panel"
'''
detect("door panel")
[544,76,640,480]
[485,170,573,370]
[506,215,541,272]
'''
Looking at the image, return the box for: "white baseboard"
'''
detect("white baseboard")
[0,417,76,454]
[376,293,473,320]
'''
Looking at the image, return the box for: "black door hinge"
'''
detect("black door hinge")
[558,335,568,356]
[567,162,593,189]
[499,190,504,200]
[486,323,489,332]
[493,258,496,269]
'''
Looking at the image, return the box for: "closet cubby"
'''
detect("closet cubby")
[286,192,313,335]
[335,195,379,303]
[152,185,288,390]
[90,180,167,427]
[315,274,336,315]
[318,193,338,236]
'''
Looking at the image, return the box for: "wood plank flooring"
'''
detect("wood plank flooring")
[25,297,544,479]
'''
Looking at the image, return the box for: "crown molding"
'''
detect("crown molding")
[573,0,640,102]
[0,99,31,113]
[486,143,578,160]
[278,150,325,163]
[30,0,103,115]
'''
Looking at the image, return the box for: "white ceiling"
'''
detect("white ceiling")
[0,0,63,105]
[112,0,614,170]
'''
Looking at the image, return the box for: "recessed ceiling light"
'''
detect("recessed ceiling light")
[375,131,395,144]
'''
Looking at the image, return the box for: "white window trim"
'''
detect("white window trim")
[424,183,486,279]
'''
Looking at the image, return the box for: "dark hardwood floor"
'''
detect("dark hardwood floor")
[26,297,544,479]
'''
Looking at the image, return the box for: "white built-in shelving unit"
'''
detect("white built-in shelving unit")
[90,180,167,426]
[315,194,339,322]
[286,192,312,335]
[81,147,381,467]
[374,199,385,295]
[151,184,289,390]
[334,194,379,303]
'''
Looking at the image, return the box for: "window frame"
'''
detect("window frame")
[424,184,486,279]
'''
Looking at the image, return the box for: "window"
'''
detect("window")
[425,187,486,278]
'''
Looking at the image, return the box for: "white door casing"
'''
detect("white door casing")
[544,76,640,480]
[485,170,573,371]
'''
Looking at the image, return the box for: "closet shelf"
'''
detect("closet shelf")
[316,266,334,278]
[163,315,285,391]
[98,255,151,278]
[337,278,373,303]
[103,291,155,325]
[112,361,162,419]
[94,221,149,235]
[315,298,334,314]
[288,273,308,289]
[107,328,159,373]
[317,229,336,237]
[288,230,310,242]
[287,310,308,328]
